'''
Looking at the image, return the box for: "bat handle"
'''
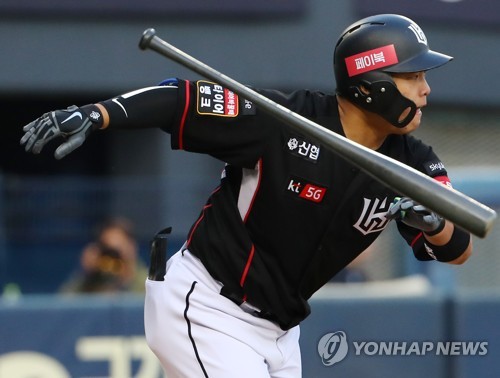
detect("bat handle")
[139,28,157,50]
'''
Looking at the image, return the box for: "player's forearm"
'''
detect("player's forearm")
[95,86,178,131]
[447,240,472,264]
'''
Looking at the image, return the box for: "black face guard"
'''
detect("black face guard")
[347,80,417,128]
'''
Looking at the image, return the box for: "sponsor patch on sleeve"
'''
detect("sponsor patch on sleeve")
[241,98,256,115]
[424,160,452,188]
[424,160,447,176]
[196,81,239,117]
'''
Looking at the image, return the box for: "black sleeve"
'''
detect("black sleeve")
[99,84,178,131]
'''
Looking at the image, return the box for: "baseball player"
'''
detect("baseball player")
[20,14,472,378]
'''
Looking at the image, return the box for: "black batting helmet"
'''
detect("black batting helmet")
[333,14,452,127]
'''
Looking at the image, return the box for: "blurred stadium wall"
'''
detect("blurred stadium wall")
[0,0,499,293]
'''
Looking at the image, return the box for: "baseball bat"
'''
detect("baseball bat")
[139,28,497,238]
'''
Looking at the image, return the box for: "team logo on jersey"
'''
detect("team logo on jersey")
[196,81,239,117]
[286,136,320,163]
[286,176,327,203]
[345,44,399,77]
[353,197,391,235]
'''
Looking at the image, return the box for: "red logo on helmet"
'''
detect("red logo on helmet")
[345,44,399,77]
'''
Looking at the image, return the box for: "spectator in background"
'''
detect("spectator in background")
[59,217,148,294]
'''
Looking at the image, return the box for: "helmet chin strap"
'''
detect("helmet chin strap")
[348,81,418,128]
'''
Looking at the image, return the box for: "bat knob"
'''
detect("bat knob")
[139,28,157,50]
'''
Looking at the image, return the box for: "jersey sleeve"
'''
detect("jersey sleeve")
[167,79,277,168]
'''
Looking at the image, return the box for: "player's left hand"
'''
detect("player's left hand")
[20,105,102,160]
[386,197,445,235]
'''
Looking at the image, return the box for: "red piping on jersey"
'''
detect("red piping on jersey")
[410,232,423,248]
[240,245,255,288]
[186,203,212,248]
[178,80,190,150]
[186,186,221,248]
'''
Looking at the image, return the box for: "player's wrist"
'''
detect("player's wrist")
[423,217,445,236]
[94,103,110,129]
[80,104,106,130]
[423,220,453,248]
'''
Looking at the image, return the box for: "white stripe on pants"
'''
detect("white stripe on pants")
[144,250,302,378]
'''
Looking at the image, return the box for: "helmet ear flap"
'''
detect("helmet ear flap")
[348,80,417,128]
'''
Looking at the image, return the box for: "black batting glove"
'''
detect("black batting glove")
[20,104,103,160]
[387,197,445,235]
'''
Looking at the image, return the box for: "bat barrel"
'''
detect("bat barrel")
[139,28,497,238]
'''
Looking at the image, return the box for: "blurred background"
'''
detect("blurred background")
[0,0,499,377]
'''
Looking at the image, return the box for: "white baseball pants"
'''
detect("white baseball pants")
[144,249,301,378]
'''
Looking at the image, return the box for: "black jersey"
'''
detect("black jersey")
[165,79,450,330]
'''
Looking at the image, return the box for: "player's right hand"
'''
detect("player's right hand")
[20,105,102,160]
[386,196,445,235]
